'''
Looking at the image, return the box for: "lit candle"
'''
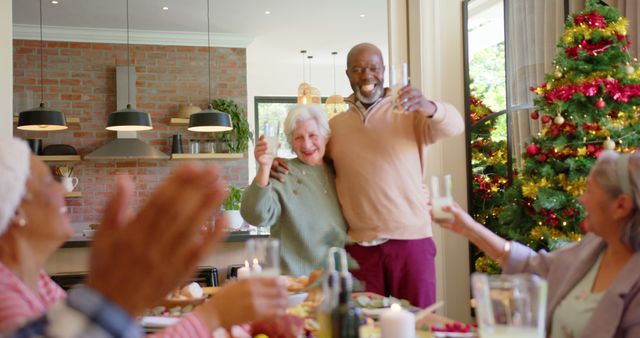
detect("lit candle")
[380,303,415,338]
[251,257,262,274]
[237,260,251,279]
[402,63,409,86]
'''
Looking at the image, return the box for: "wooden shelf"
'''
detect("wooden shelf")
[37,155,82,162]
[64,192,82,198]
[169,118,189,126]
[171,153,243,160]
[13,117,80,124]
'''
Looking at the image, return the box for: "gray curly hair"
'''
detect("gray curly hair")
[590,150,640,251]
[283,104,331,147]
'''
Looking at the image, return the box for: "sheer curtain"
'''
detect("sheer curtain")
[507,0,565,168]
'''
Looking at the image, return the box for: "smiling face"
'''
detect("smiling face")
[291,119,328,166]
[346,43,386,106]
[17,157,73,247]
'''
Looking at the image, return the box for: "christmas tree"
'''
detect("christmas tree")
[495,0,640,255]
[468,95,508,273]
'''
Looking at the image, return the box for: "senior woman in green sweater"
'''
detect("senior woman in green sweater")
[241,104,347,276]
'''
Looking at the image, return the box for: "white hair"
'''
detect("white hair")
[591,150,640,251]
[283,104,331,146]
[0,138,31,235]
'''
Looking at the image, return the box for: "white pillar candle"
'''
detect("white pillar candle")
[380,303,415,338]
[237,260,251,279]
[251,257,262,274]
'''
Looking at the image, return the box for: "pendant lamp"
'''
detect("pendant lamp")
[188,0,232,132]
[296,50,320,104]
[105,0,153,131]
[325,51,347,118]
[17,0,67,131]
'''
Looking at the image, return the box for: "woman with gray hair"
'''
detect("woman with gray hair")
[241,104,348,276]
[435,150,640,338]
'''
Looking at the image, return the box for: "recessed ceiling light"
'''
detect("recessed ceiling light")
[265,11,271,15]
[50,0,59,4]
[359,14,366,18]
[162,6,169,10]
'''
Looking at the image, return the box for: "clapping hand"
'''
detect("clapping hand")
[86,163,229,316]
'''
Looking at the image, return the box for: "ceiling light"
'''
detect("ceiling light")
[162,6,169,10]
[50,1,59,4]
[106,0,153,131]
[18,0,67,131]
[188,0,233,133]
[326,51,346,118]
[360,14,366,18]
[265,10,271,15]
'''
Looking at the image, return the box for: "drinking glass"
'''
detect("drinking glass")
[245,238,280,276]
[389,63,409,114]
[472,273,547,338]
[262,120,280,156]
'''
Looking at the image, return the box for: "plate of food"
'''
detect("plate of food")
[159,282,207,308]
[353,292,417,319]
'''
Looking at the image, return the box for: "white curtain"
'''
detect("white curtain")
[507,0,565,167]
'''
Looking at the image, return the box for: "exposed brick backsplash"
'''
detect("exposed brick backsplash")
[13,39,249,223]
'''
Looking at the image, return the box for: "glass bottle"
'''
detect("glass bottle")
[189,139,200,154]
[330,248,361,338]
[317,248,341,338]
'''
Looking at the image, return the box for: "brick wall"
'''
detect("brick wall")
[13,39,249,222]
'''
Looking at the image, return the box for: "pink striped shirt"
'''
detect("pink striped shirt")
[0,262,212,337]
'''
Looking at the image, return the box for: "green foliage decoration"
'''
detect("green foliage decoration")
[211,98,253,153]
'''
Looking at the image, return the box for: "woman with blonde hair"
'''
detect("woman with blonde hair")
[437,150,640,338]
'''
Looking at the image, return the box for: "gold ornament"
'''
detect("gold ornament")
[603,137,616,150]
[577,146,587,157]
[554,69,563,79]
[554,115,565,125]
[627,64,636,75]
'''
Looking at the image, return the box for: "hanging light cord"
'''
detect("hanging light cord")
[301,50,306,83]
[308,55,313,84]
[39,0,44,104]
[332,52,337,95]
[207,0,212,107]
[126,0,131,106]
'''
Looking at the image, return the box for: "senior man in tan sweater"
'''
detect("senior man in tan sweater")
[327,43,464,308]
[272,43,464,307]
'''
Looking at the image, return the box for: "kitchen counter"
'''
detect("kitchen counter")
[62,229,270,248]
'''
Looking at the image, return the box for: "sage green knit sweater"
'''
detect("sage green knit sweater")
[240,158,347,276]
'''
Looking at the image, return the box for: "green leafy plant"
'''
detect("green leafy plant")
[211,98,253,153]
[223,186,244,210]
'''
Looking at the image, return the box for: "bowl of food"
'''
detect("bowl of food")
[287,292,308,307]
[160,282,207,308]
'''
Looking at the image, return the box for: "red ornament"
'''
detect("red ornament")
[596,98,606,109]
[587,144,596,153]
[538,154,547,162]
[526,144,540,157]
[541,115,552,124]
[530,111,539,120]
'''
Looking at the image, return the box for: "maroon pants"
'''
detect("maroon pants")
[346,237,436,308]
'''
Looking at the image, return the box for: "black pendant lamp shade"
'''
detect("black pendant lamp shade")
[106,104,153,131]
[188,105,233,132]
[17,0,67,132]
[17,103,68,131]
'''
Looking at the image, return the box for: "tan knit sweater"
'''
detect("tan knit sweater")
[327,94,464,242]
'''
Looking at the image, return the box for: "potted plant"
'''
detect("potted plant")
[223,186,245,229]
[211,98,253,153]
